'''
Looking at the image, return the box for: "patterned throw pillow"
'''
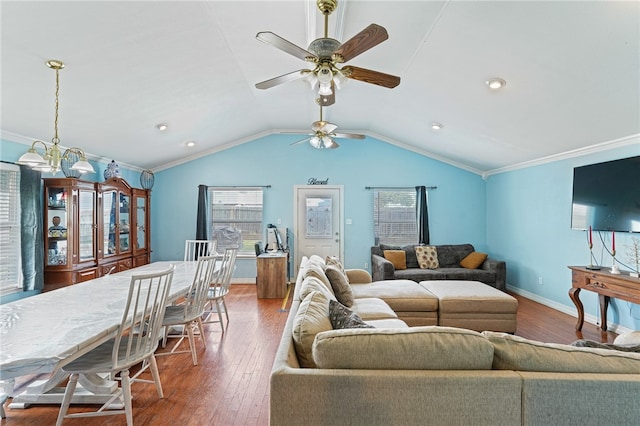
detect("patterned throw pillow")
[324,265,354,307]
[328,300,374,329]
[415,245,439,269]
[383,250,406,270]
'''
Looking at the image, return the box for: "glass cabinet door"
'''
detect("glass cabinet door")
[136,196,146,251]
[119,193,131,253]
[78,189,96,262]
[46,186,68,265]
[103,190,117,256]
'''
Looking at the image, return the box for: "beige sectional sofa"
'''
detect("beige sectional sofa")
[270,256,640,425]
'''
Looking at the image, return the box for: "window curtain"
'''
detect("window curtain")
[416,185,430,245]
[196,184,209,240]
[20,166,44,292]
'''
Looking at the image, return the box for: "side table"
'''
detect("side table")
[257,252,287,298]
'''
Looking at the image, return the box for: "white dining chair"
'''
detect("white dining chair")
[203,248,237,333]
[184,240,216,262]
[55,265,175,426]
[158,255,217,365]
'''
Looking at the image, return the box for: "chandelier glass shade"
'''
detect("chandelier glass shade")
[16,60,95,176]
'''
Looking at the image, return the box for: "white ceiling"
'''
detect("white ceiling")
[2,1,639,174]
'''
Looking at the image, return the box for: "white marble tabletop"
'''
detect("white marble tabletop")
[0,261,198,381]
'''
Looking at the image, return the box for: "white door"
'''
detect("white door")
[293,185,343,276]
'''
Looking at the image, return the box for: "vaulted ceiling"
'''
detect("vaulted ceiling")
[1,1,638,174]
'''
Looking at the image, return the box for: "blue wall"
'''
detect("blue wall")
[3,134,639,331]
[152,134,487,278]
[486,140,640,330]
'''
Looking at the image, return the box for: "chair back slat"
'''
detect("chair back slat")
[184,240,216,261]
[113,266,174,369]
[182,255,218,320]
[210,248,237,296]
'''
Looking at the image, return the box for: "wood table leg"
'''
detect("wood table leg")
[599,294,610,332]
[568,287,584,331]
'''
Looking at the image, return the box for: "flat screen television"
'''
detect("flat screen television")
[571,155,640,233]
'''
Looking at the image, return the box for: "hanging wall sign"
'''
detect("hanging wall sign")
[308,177,329,185]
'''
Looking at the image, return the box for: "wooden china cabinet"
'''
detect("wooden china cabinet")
[43,177,151,290]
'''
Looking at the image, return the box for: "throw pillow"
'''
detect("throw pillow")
[325,256,349,284]
[324,265,354,307]
[292,291,332,368]
[460,251,488,269]
[571,340,640,353]
[415,245,439,269]
[328,299,374,329]
[383,250,407,270]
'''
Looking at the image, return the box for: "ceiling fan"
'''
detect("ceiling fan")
[286,106,365,149]
[255,0,400,106]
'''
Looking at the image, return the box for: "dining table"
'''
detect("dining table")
[0,261,198,409]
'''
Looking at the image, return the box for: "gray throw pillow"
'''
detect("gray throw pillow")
[328,300,374,330]
[324,265,354,307]
[571,339,640,353]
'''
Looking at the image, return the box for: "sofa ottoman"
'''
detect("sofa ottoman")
[420,280,517,333]
[350,279,439,326]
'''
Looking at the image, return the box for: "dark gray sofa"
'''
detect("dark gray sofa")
[371,243,506,291]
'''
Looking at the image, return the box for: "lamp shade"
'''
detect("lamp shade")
[17,149,47,167]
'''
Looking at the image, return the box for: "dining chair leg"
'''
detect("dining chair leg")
[56,373,79,426]
[120,370,134,426]
[186,323,199,365]
[196,317,207,346]
[222,298,230,323]
[216,299,225,333]
[147,355,164,398]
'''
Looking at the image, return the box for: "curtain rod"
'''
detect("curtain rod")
[202,185,271,189]
[365,186,437,190]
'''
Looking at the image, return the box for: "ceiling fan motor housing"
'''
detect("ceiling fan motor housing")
[308,38,341,60]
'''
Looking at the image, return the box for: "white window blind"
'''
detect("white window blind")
[373,188,418,246]
[0,163,22,294]
[209,188,263,256]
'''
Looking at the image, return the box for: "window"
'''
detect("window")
[373,188,418,246]
[0,163,22,295]
[209,188,263,256]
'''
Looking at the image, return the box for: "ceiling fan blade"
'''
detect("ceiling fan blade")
[289,136,312,146]
[256,32,316,61]
[255,69,307,90]
[332,132,365,140]
[332,24,389,63]
[341,66,400,88]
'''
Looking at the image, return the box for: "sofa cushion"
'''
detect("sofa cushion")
[350,280,439,312]
[415,245,439,269]
[292,291,332,368]
[436,244,475,267]
[483,331,640,373]
[312,326,495,370]
[350,297,398,320]
[379,244,419,268]
[328,299,374,329]
[325,265,354,307]
[441,268,496,283]
[571,339,640,353]
[460,251,488,269]
[302,264,333,293]
[614,331,640,346]
[299,276,336,303]
[394,268,446,282]
[383,250,407,270]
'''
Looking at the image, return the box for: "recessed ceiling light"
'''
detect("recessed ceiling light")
[156,123,168,131]
[185,140,196,147]
[485,78,506,90]
[431,122,443,130]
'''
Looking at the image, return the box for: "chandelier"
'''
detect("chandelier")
[17,60,95,176]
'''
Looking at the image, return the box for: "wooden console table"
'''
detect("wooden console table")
[568,266,640,332]
[256,252,287,298]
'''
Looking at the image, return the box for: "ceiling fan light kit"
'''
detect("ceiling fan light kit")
[17,60,95,176]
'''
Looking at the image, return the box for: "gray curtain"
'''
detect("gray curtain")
[416,186,430,245]
[196,184,209,240]
[20,166,44,292]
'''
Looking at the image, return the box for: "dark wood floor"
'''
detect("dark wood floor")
[3,285,617,425]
